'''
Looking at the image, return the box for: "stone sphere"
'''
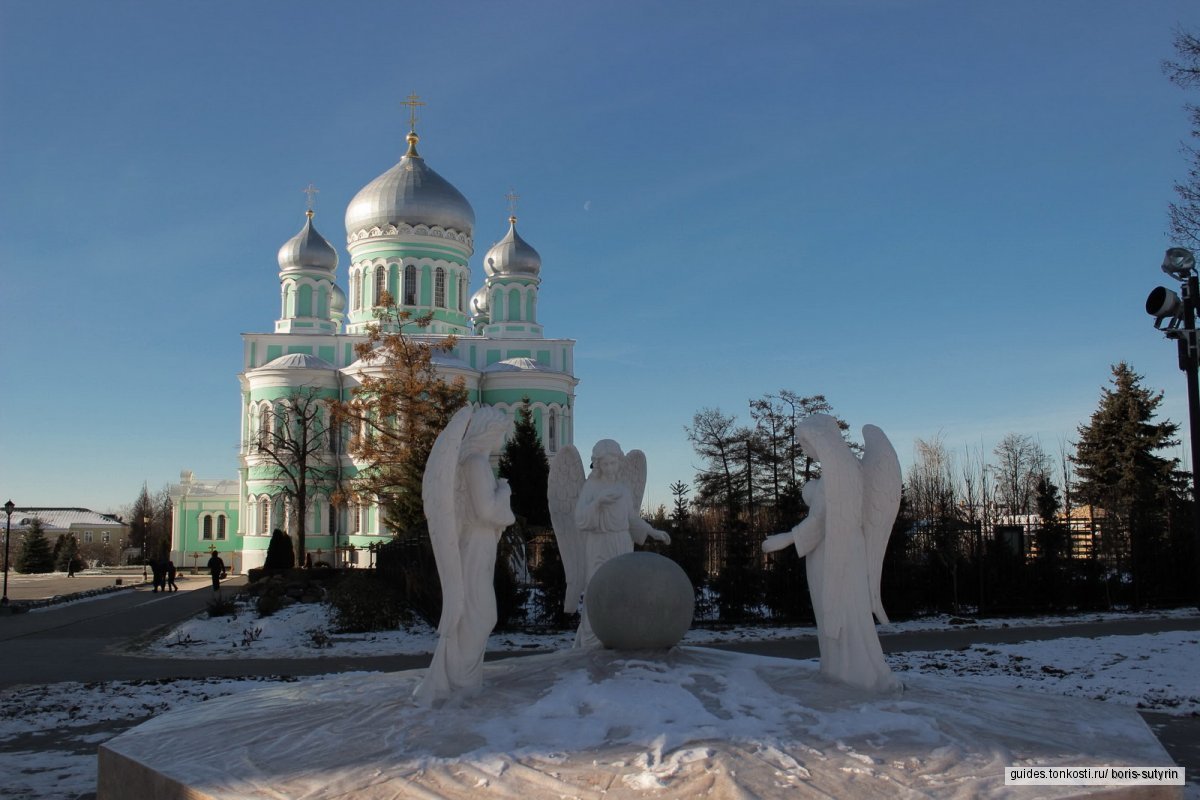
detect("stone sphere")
[585,552,695,649]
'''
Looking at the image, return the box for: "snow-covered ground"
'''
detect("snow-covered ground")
[1,606,1197,799]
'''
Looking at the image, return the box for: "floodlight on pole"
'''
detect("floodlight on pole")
[1146,247,1200,608]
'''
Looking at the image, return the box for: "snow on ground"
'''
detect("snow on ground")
[141,598,1200,659]
[3,609,1197,799]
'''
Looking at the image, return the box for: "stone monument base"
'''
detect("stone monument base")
[98,647,1180,799]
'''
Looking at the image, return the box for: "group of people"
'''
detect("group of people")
[145,553,228,592]
[147,557,179,592]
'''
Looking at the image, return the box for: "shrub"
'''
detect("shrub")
[256,591,285,617]
[263,529,295,570]
[207,596,238,618]
[329,572,406,632]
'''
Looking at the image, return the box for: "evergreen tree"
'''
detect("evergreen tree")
[55,534,81,573]
[263,528,296,570]
[1072,363,1182,605]
[498,398,551,527]
[17,517,55,574]
[129,485,154,560]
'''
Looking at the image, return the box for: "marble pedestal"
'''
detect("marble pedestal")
[98,647,1181,799]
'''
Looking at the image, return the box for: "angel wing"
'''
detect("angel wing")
[620,449,648,511]
[548,445,586,612]
[860,424,902,624]
[422,405,473,635]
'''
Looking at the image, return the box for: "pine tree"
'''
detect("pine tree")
[498,398,550,527]
[17,517,55,574]
[1072,363,1182,604]
[55,534,81,573]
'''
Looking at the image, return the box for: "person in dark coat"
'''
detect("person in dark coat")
[166,559,178,592]
[207,552,225,592]
[150,558,165,592]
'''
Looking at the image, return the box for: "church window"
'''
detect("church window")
[351,271,361,311]
[257,403,272,449]
[548,409,558,453]
[373,267,386,306]
[508,287,522,321]
[259,498,270,535]
[328,504,337,534]
[435,267,446,307]
[458,274,465,311]
[351,502,361,533]
[202,515,213,540]
[403,265,417,305]
[217,515,227,540]
[83,531,93,544]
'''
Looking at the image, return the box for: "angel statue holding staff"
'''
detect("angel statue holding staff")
[414,406,516,705]
[549,439,671,649]
[762,414,902,692]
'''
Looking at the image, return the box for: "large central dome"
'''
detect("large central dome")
[344,132,475,239]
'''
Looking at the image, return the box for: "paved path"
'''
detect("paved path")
[2,585,1197,788]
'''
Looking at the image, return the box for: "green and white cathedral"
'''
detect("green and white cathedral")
[169,127,577,572]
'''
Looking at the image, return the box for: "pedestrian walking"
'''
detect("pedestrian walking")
[150,558,165,592]
[166,559,178,592]
[207,552,225,592]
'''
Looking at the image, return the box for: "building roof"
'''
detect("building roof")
[9,508,125,530]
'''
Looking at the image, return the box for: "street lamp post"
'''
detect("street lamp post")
[142,514,150,582]
[3,500,14,606]
[1145,246,1200,607]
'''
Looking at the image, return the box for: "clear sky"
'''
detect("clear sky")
[2,0,1198,516]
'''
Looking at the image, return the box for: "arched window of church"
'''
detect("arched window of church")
[458,274,466,311]
[260,498,270,534]
[548,409,558,453]
[435,267,446,308]
[403,265,417,305]
[351,502,361,533]
[217,515,227,540]
[257,403,271,450]
[328,504,337,534]
[374,266,386,306]
[202,515,213,540]
[508,287,522,321]
[351,271,361,311]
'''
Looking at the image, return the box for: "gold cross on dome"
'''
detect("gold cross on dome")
[303,183,319,212]
[505,188,520,221]
[401,92,425,131]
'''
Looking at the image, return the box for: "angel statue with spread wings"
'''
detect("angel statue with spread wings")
[413,406,516,705]
[762,414,902,692]
[549,440,671,648]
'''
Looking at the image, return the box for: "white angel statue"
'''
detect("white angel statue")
[413,405,516,705]
[549,439,671,649]
[762,414,902,692]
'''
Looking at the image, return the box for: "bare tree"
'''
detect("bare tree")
[991,433,1052,517]
[685,408,743,522]
[254,387,338,560]
[1165,28,1200,247]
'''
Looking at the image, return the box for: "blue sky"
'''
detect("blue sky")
[2,0,1198,515]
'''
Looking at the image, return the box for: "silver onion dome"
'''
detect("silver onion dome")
[330,283,346,317]
[345,132,475,238]
[469,285,490,321]
[483,216,541,277]
[278,211,338,273]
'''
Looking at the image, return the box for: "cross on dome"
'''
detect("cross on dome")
[505,188,520,223]
[401,92,425,132]
[303,183,319,217]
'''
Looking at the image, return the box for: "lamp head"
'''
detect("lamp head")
[3,500,13,516]
[1162,247,1197,280]
[1147,286,1186,330]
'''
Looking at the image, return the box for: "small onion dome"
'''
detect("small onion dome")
[469,285,490,319]
[257,353,336,371]
[483,357,555,373]
[330,283,347,317]
[345,131,475,237]
[278,211,338,273]
[483,216,541,278]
